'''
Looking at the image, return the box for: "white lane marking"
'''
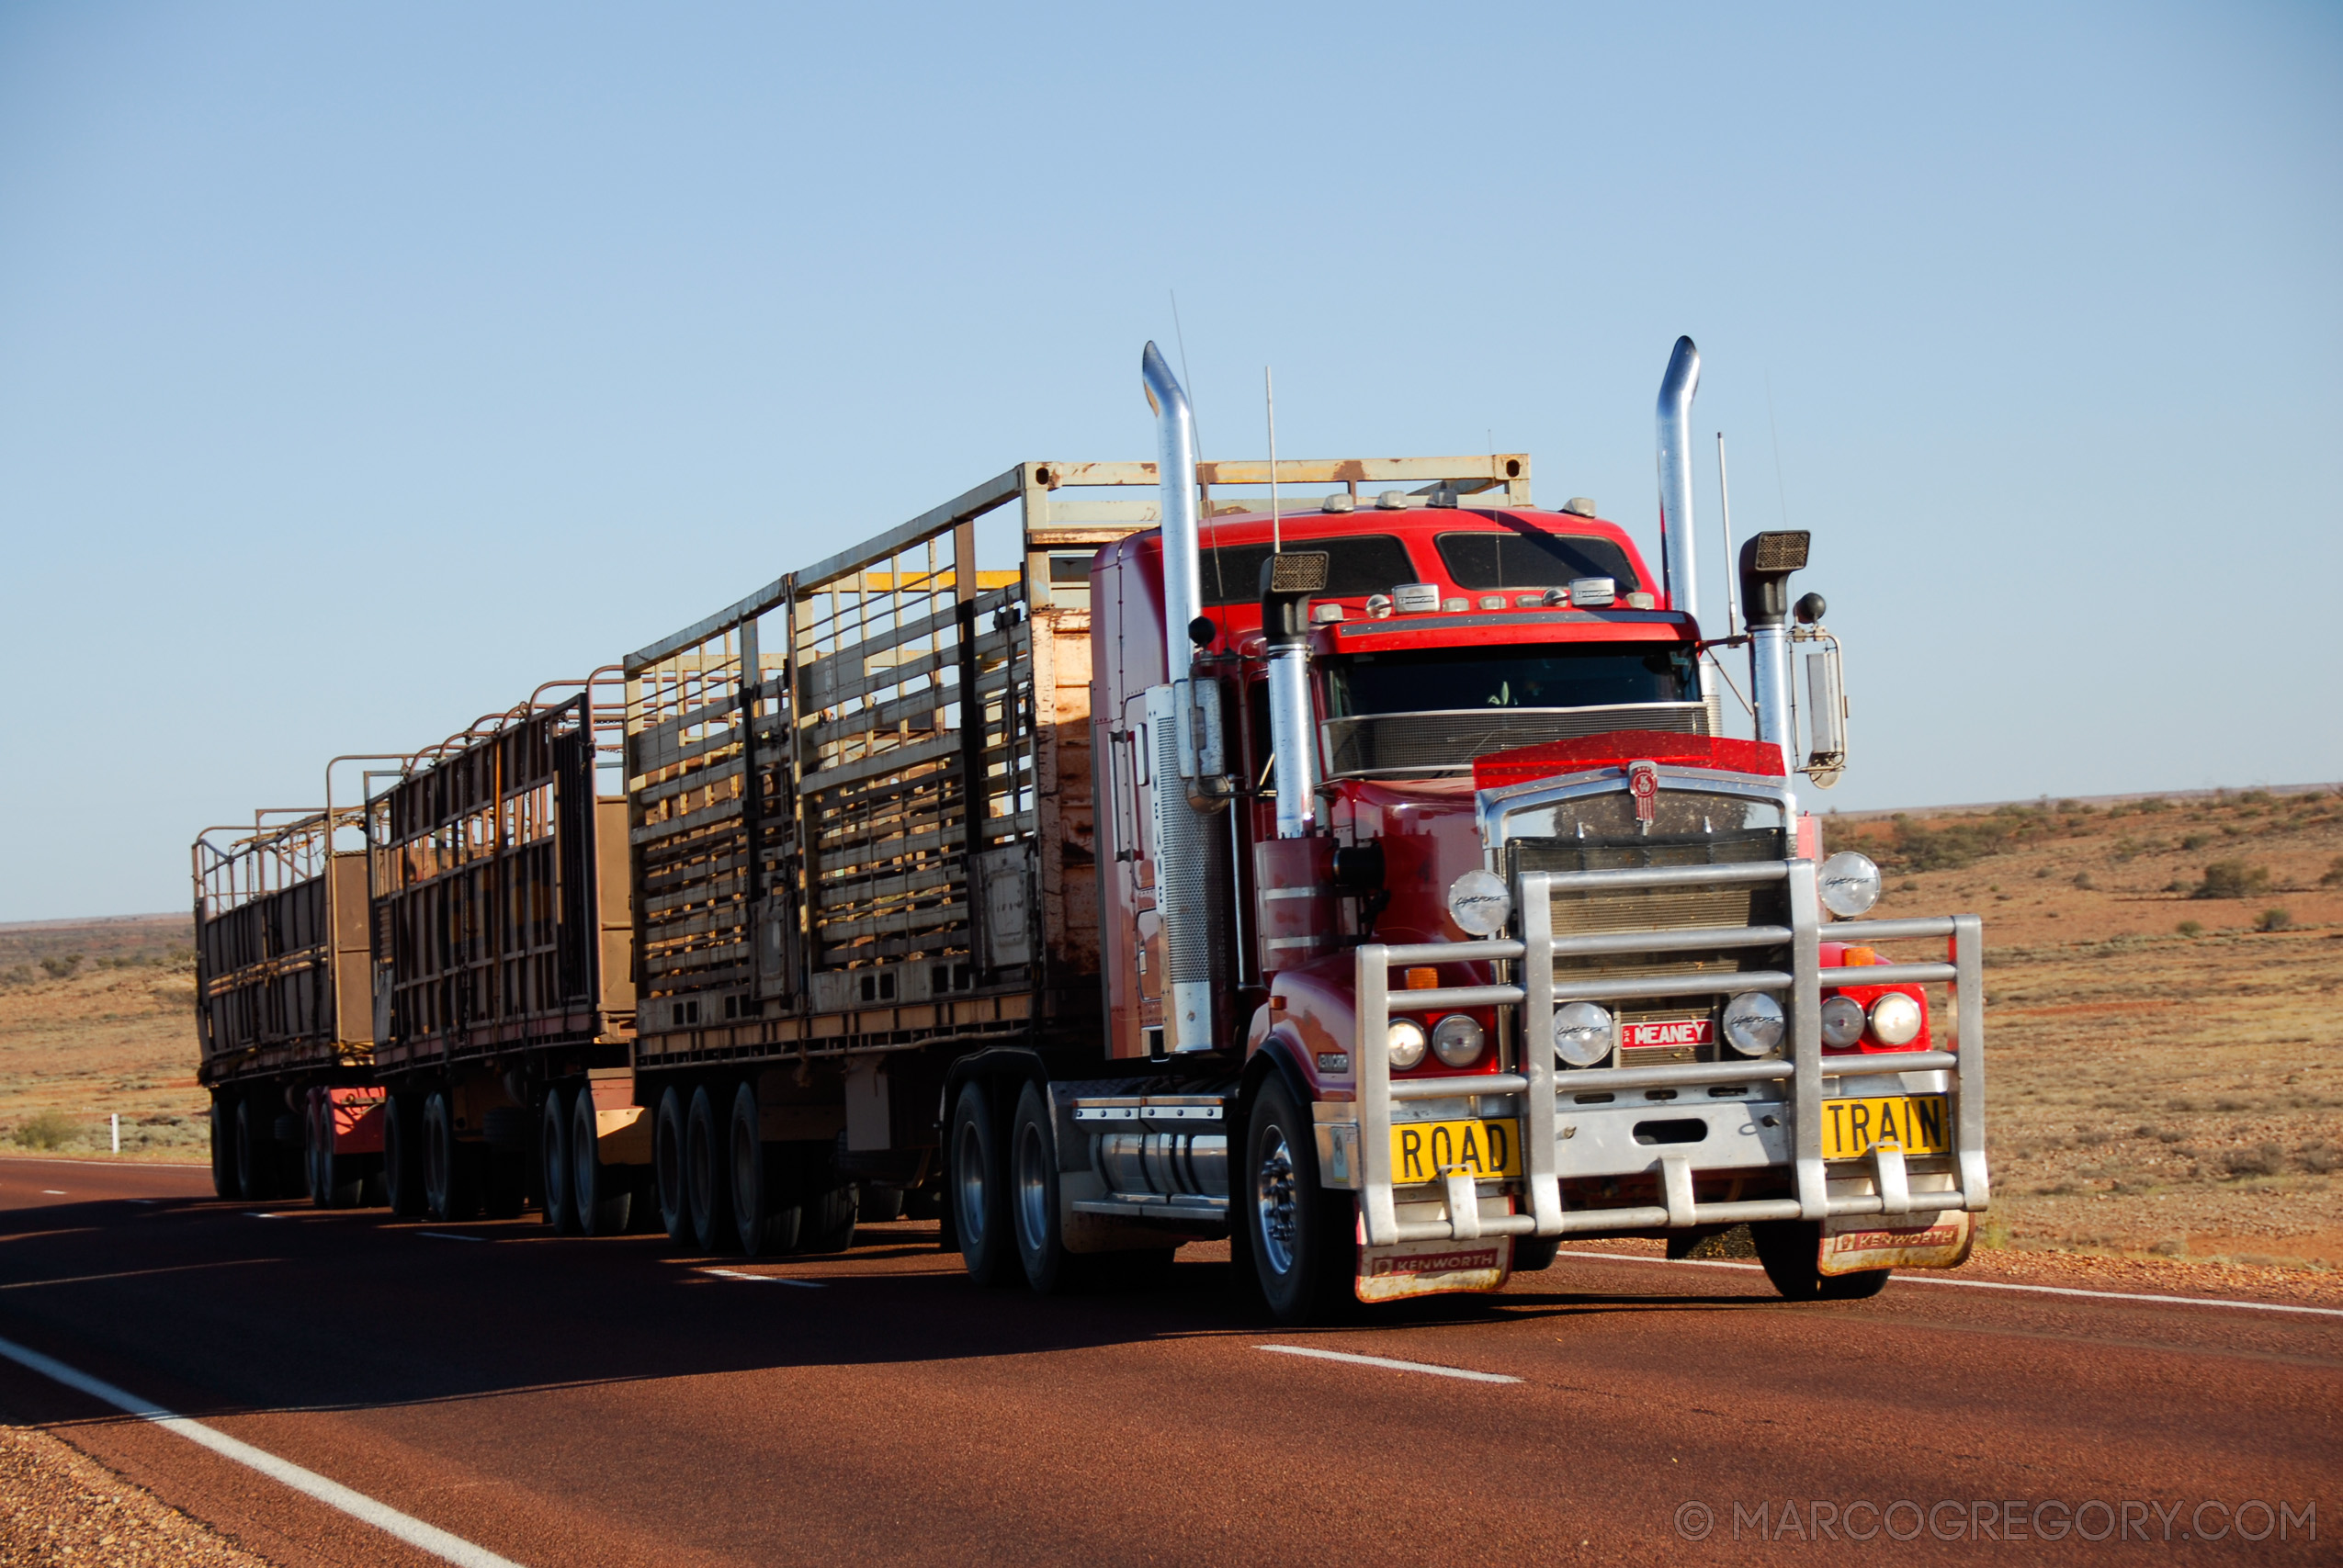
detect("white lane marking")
[1562,1249,2343,1319]
[701,1268,824,1289]
[0,1331,524,1568]
[246,1212,287,1220]
[127,1199,159,1205]
[40,1190,65,1196]
[1257,1344,1520,1383]
[415,1232,487,1243]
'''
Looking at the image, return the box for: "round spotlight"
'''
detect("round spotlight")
[1817,852,1882,918]
[1868,991,1924,1046]
[1819,994,1866,1049]
[1387,1018,1428,1071]
[1430,1014,1487,1067]
[1722,991,1786,1056]
[1553,1001,1614,1067]
[1446,869,1512,938]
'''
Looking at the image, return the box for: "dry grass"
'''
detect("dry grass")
[1830,786,2343,1271]
[0,915,208,1162]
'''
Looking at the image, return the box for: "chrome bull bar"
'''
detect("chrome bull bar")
[1347,861,1988,1248]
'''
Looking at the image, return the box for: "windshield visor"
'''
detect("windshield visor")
[1326,643,1696,716]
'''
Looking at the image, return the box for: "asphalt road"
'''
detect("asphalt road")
[0,1156,2333,1566]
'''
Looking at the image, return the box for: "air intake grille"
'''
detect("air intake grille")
[1322,702,1708,778]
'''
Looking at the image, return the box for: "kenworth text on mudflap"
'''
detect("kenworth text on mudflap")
[191,336,1988,1325]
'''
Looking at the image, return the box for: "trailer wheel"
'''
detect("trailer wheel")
[232,1093,274,1202]
[423,1090,480,1222]
[208,1094,234,1199]
[948,1081,1013,1286]
[796,1135,857,1256]
[861,1185,907,1224]
[729,1084,801,1257]
[540,1085,578,1235]
[1751,1219,1891,1302]
[654,1086,690,1245]
[686,1083,737,1253]
[572,1085,632,1237]
[1245,1077,1354,1325]
[1009,1081,1079,1293]
[383,1094,426,1216]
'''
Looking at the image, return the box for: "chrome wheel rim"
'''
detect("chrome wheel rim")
[1014,1120,1049,1253]
[1256,1126,1299,1276]
[955,1121,987,1247]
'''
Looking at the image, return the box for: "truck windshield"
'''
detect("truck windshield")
[1325,643,1696,716]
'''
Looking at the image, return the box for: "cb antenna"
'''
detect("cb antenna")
[1716,432,1739,637]
[1265,366,1281,555]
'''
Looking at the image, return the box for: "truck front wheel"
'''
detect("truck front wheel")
[1245,1078,1354,1324]
[1752,1219,1891,1301]
[949,1081,1014,1286]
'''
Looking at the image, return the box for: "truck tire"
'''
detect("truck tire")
[1751,1219,1891,1302]
[1244,1077,1355,1325]
[861,1185,907,1223]
[654,1086,690,1245]
[729,1083,801,1257]
[796,1135,857,1256]
[1513,1236,1562,1272]
[686,1083,736,1254]
[572,1085,632,1237]
[948,1080,1014,1286]
[209,1093,234,1199]
[232,1093,275,1202]
[383,1094,426,1216]
[540,1085,578,1235]
[1009,1081,1080,1293]
[423,1090,480,1222]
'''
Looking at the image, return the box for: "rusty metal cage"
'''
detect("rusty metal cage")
[365,672,633,1077]
[192,807,374,1086]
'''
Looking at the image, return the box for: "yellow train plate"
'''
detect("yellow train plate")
[1390,1118,1522,1184]
[1822,1094,1950,1160]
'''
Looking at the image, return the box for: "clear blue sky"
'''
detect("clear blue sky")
[3,3,2337,921]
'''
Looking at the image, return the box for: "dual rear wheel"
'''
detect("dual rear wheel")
[652,1080,856,1258]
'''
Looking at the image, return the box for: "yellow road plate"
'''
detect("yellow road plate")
[1390,1119,1522,1184]
[1822,1094,1951,1160]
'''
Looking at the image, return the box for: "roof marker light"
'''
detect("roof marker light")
[1376,490,1407,510]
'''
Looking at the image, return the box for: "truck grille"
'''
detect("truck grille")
[1320,702,1708,779]
[1512,827,1788,1059]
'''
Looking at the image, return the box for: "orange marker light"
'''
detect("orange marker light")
[1404,967,1439,990]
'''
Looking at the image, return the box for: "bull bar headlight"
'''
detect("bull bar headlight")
[1722,990,1786,1056]
[1430,1013,1486,1067]
[1387,1018,1429,1071]
[1445,869,1511,938]
[1553,1001,1614,1067]
[1817,852,1882,918]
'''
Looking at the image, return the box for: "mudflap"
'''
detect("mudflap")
[1820,1209,1975,1275]
[1355,1232,1512,1303]
[329,1087,387,1156]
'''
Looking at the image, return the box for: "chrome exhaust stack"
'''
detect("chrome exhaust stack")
[1738,530,1811,770]
[1140,344,1228,1051]
[1654,336,1703,628]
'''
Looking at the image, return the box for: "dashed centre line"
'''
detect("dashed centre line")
[701,1268,825,1288]
[1256,1345,1520,1383]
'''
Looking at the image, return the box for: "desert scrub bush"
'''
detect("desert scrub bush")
[2176,919,2204,937]
[36,955,83,980]
[2221,1144,2286,1179]
[11,1111,80,1151]
[2194,861,2271,899]
[2256,908,2292,932]
[2180,832,2211,851]
[2073,871,2096,889]
[2323,856,2343,887]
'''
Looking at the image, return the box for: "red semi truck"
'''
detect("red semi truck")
[198,336,1990,1325]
